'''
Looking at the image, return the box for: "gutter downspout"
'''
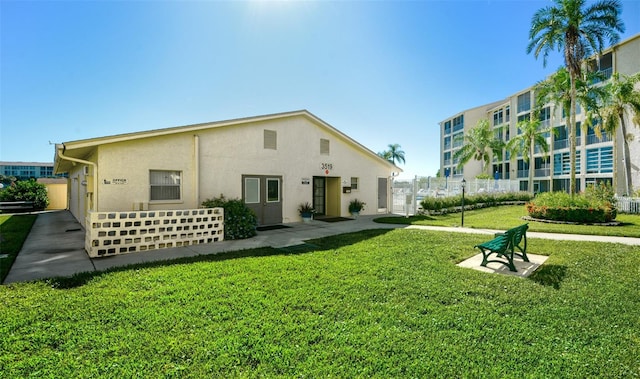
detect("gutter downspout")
[56,144,98,212]
[194,135,200,207]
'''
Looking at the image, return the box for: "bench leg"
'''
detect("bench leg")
[478,247,491,268]
[504,254,517,272]
[477,247,518,272]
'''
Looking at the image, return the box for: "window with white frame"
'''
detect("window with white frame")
[350,177,359,190]
[150,170,181,201]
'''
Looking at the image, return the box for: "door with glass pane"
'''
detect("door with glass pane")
[242,175,283,225]
[312,177,326,216]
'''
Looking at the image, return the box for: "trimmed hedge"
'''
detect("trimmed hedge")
[420,192,533,213]
[526,190,617,223]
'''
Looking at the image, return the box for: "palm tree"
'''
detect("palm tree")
[527,0,624,194]
[453,119,504,176]
[534,67,609,191]
[387,143,406,166]
[379,144,405,165]
[377,150,393,162]
[506,118,550,194]
[600,72,640,195]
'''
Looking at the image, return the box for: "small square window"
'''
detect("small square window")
[350,177,359,190]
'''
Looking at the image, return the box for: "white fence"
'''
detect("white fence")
[392,176,521,215]
[86,208,224,258]
[615,196,640,214]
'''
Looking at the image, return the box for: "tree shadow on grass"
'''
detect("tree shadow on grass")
[528,264,568,289]
[44,229,394,289]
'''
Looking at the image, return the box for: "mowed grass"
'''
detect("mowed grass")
[0,214,37,282]
[375,205,640,237]
[1,228,639,377]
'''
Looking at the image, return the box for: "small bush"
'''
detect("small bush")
[348,198,366,213]
[526,191,617,223]
[0,179,49,210]
[202,194,257,240]
[585,182,616,205]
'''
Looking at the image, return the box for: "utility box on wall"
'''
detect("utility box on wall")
[342,187,351,193]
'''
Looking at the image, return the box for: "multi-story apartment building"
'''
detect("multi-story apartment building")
[440,33,640,195]
[0,161,67,181]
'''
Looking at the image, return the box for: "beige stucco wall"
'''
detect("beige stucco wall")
[614,35,639,77]
[37,178,68,210]
[45,183,67,210]
[64,114,396,225]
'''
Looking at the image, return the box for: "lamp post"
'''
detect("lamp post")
[461,178,466,227]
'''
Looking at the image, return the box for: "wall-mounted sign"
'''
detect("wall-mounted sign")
[103,178,128,185]
[301,178,310,185]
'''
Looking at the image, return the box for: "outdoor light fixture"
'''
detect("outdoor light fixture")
[461,178,466,227]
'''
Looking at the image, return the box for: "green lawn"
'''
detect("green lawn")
[375,205,640,237]
[1,228,638,377]
[0,214,37,282]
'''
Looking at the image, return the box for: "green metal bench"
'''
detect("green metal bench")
[474,224,529,272]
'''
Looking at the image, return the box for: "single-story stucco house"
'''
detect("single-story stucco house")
[53,110,401,256]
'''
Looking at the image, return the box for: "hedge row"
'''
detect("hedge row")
[420,192,533,213]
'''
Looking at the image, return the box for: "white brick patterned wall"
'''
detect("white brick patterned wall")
[85,208,224,258]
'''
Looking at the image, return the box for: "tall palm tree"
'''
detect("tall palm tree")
[527,0,624,194]
[600,72,640,194]
[453,119,504,176]
[386,143,406,166]
[535,67,609,191]
[506,118,550,194]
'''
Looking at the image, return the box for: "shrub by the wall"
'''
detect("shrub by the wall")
[0,179,49,210]
[202,195,257,240]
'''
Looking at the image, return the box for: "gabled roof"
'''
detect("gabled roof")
[55,110,401,173]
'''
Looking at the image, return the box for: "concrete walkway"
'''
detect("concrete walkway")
[3,210,640,284]
[3,211,405,284]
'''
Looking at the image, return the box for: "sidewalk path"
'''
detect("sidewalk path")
[3,210,639,284]
[406,225,640,245]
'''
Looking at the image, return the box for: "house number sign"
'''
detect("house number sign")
[321,163,333,175]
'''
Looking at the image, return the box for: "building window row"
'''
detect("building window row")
[553,151,582,176]
[586,147,613,174]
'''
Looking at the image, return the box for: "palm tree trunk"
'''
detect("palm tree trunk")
[528,140,535,194]
[569,74,577,195]
[619,110,633,195]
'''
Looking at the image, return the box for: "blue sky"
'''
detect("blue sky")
[1,0,639,179]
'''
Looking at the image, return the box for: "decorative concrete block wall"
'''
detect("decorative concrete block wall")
[86,208,224,258]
